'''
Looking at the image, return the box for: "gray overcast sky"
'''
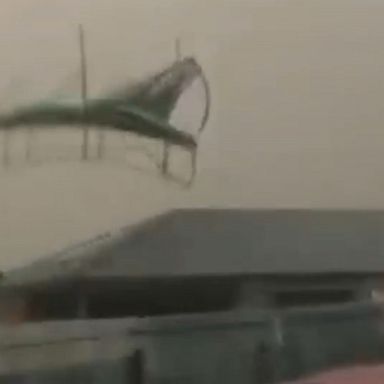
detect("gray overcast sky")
[1,0,384,269]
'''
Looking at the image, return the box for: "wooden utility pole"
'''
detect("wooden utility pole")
[95,28,105,160]
[79,24,89,161]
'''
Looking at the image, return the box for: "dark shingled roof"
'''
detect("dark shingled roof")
[4,209,384,286]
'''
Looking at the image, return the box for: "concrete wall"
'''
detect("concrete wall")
[0,318,139,383]
[1,303,384,383]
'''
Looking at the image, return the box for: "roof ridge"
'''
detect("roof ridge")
[171,207,384,214]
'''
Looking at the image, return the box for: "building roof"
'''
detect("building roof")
[4,209,384,287]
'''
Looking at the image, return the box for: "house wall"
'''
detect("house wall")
[1,275,383,322]
[0,293,29,325]
[360,276,384,302]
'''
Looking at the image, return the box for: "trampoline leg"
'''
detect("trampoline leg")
[187,148,197,186]
[2,130,10,167]
[161,141,170,176]
[25,127,34,163]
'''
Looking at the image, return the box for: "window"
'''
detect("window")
[274,289,355,308]
[87,280,238,318]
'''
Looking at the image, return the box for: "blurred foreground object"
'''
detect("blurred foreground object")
[285,364,384,384]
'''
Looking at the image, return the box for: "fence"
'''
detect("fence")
[1,302,384,383]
